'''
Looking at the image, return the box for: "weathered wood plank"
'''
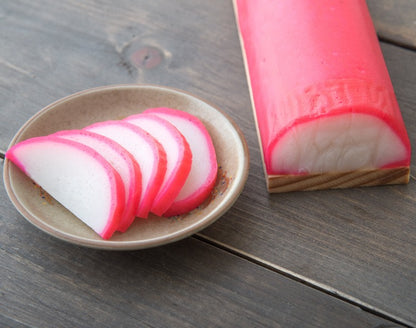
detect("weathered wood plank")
[0,0,248,150]
[0,314,31,328]
[1,172,403,328]
[368,0,416,49]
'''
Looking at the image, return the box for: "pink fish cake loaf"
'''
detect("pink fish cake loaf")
[234,0,411,192]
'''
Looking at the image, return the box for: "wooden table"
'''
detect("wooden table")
[1,1,415,327]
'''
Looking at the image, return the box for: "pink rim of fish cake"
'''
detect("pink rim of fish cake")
[6,136,125,239]
[143,107,218,217]
[85,121,167,219]
[124,113,192,216]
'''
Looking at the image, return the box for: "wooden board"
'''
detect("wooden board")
[267,167,410,192]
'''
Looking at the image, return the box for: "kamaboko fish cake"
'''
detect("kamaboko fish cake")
[234,0,411,192]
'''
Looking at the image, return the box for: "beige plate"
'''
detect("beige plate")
[3,84,249,250]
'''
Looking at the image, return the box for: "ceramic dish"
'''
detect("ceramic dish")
[3,84,249,250]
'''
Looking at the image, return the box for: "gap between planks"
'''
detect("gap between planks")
[378,35,416,52]
[194,233,414,328]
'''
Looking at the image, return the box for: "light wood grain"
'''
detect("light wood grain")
[267,167,410,193]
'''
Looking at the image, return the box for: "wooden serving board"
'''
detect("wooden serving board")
[267,167,410,192]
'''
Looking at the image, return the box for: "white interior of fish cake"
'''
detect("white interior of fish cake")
[270,113,407,174]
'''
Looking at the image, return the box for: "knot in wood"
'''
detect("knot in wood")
[130,46,163,69]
